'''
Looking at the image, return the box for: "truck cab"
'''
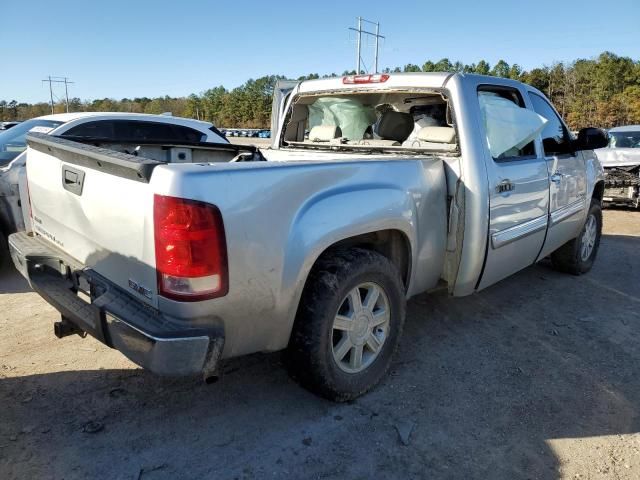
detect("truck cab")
[270,73,607,294]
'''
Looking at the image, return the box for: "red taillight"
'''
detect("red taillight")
[154,194,228,301]
[342,74,390,84]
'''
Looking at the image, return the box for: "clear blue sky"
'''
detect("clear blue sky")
[1,0,638,103]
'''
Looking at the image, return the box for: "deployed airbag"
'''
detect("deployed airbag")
[308,97,376,141]
[308,125,341,142]
[479,92,547,158]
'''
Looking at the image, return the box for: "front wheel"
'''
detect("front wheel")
[550,200,602,275]
[286,248,406,401]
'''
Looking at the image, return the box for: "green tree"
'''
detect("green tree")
[421,61,435,72]
[297,73,320,81]
[8,100,18,120]
[434,58,455,72]
[508,64,522,80]
[403,64,421,72]
[475,60,491,75]
[491,60,510,78]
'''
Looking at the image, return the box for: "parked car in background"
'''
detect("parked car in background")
[9,73,607,401]
[0,112,228,269]
[258,129,271,138]
[0,112,226,167]
[595,125,640,208]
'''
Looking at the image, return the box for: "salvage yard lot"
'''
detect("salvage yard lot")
[1,209,639,480]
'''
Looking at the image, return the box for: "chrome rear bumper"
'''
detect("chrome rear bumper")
[8,232,224,378]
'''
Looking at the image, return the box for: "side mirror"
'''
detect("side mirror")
[575,127,609,151]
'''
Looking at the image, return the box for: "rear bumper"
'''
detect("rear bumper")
[8,232,225,378]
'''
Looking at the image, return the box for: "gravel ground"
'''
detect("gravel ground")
[1,209,639,480]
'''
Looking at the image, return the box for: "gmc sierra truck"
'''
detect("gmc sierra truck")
[9,73,608,401]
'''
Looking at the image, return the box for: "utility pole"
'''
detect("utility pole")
[42,76,75,114]
[374,22,380,74]
[63,77,71,113]
[349,18,385,74]
[46,76,54,114]
[356,17,362,74]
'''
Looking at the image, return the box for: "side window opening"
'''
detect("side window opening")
[528,92,573,156]
[478,86,546,160]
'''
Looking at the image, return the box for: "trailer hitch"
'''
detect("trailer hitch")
[54,316,87,339]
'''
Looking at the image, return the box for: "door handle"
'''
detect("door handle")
[550,171,565,184]
[61,166,85,195]
[64,170,78,185]
[496,179,515,194]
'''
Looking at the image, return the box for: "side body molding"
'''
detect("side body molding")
[491,215,548,249]
[491,195,586,251]
[550,196,586,226]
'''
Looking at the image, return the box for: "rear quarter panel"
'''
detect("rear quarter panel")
[151,157,447,358]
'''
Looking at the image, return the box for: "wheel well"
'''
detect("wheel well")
[592,180,605,203]
[315,230,411,289]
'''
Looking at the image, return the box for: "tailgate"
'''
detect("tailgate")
[25,133,162,307]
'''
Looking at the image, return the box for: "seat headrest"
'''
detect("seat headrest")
[417,126,456,144]
[375,111,413,142]
[309,125,342,142]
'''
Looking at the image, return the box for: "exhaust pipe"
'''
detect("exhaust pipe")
[202,336,224,385]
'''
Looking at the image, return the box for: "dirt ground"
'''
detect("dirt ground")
[228,136,272,147]
[1,209,639,480]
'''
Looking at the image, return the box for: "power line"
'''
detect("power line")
[348,17,385,73]
[41,76,75,114]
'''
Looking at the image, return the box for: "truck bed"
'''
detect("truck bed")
[22,133,449,359]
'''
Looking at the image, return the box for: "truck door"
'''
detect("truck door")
[270,80,299,148]
[527,92,588,259]
[476,85,550,290]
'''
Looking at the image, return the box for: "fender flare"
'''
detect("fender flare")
[279,185,417,342]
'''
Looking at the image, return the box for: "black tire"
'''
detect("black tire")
[286,248,406,402]
[550,200,602,275]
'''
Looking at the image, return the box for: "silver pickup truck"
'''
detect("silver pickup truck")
[9,73,608,401]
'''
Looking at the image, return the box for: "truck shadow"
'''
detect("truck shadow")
[0,234,639,479]
[0,267,30,294]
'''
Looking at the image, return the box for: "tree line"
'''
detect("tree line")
[1,52,639,130]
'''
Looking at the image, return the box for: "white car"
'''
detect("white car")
[0,112,227,267]
[0,112,226,166]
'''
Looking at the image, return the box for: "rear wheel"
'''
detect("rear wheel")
[286,248,406,401]
[550,200,602,275]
